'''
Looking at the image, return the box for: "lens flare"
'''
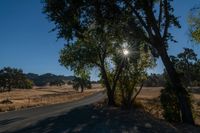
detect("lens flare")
[123,49,129,56]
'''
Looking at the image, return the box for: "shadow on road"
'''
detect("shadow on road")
[10,105,110,133]
[8,104,180,133]
[0,117,24,126]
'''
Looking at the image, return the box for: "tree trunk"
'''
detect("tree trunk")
[157,45,194,125]
[132,82,143,104]
[107,89,115,106]
[100,65,116,106]
[81,85,84,93]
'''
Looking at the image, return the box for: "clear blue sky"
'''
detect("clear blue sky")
[0,0,200,80]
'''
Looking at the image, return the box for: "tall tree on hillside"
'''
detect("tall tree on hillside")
[43,0,194,124]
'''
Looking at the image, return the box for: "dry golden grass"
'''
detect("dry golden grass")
[137,87,200,125]
[137,87,162,99]
[1,85,199,124]
[0,84,103,112]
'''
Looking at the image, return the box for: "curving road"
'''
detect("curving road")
[0,91,105,133]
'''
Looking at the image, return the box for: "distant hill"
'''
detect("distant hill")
[25,73,75,86]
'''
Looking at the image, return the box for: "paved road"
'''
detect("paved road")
[0,91,105,133]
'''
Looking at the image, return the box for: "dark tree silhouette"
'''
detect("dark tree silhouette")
[121,0,194,124]
[43,0,133,105]
[72,77,91,93]
[49,80,65,86]
[43,0,194,124]
[0,67,33,92]
[177,48,197,86]
[171,48,199,87]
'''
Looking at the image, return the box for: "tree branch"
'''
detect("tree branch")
[158,0,163,30]
[162,0,170,40]
[131,82,144,103]
[112,58,125,92]
[123,0,154,40]
[143,0,161,38]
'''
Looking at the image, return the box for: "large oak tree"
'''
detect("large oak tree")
[43,0,194,124]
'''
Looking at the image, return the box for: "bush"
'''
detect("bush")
[0,98,13,104]
[160,81,181,122]
[133,100,144,109]
[49,80,65,86]
[0,67,33,92]
[114,89,123,107]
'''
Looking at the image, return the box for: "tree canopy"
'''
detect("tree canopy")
[43,0,195,124]
[71,69,91,92]
[0,67,33,92]
[171,48,200,87]
[188,5,200,43]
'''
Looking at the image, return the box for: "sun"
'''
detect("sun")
[123,48,129,56]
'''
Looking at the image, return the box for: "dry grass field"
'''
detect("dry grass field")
[0,85,199,125]
[0,84,103,112]
[137,87,200,125]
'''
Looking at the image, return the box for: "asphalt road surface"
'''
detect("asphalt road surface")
[0,91,105,133]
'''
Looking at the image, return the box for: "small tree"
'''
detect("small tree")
[72,70,91,93]
[117,43,154,109]
[177,48,197,86]
[0,67,33,92]
[160,80,181,123]
[170,48,198,87]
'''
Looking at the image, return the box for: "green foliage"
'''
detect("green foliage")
[188,6,200,43]
[59,40,98,73]
[44,0,135,105]
[170,48,200,87]
[160,81,181,123]
[43,0,195,123]
[72,69,91,92]
[117,43,154,109]
[0,67,33,92]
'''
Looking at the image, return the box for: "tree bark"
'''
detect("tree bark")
[80,84,84,93]
[107,89,116,106]
[132,82,144,104]
[157,45,194,125]
[100,65,116,106]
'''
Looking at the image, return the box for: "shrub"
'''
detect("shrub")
[133,100,144,109]
[160,81,181,122]
[0,98,13,104]
[0,67,33,92]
